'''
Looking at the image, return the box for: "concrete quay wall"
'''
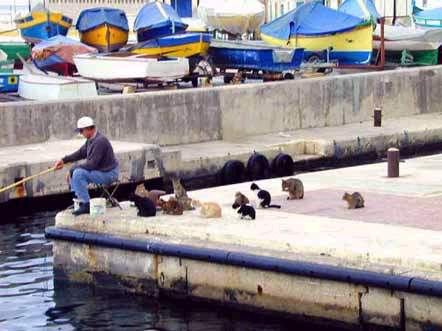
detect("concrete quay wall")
[1,65,441,148]
[51,238,441,331]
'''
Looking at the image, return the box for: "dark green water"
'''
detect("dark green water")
[0,212,349,331]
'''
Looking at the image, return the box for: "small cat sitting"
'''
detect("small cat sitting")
[342,192,365,209]
[234,191,250,206]
[250,183,281,209]
[129,193,156,217]
[192,199,222,218]
[282,178,304,200]
[172,177,194,210]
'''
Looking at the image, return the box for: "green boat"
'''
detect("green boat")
[0,42,31,61]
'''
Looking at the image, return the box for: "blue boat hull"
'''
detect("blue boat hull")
[20,22,69,43]
[209,41,304,72]
[33,54,65,69]
[0,74,19,93]
[136,23,188,42]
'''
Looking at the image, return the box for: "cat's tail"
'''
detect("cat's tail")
[268,204,281,209]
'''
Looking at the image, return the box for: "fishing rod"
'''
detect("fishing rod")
[0,166,57,194]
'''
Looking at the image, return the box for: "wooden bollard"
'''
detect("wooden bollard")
[387,147,400,178]
[374,107,382,127]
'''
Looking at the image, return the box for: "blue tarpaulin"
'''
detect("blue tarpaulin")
[76,8,129,32]
[134,1,188,40]
[171,0,193,18]
[338,0,381,20]
[260,2,368,40]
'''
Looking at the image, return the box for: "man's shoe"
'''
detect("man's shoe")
[72,202,90,216]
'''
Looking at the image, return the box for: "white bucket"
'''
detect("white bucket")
[90,198,106,217]
[73,198,81,211]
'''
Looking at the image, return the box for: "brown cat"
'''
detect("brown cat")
[282,178,304,200]
[172,178,194,211]
[134,184,166,207]
[192,200,222,218]
[342,192,365,209]
[233,192,249,208]
[158,197,184,215]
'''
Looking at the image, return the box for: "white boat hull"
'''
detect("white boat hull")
[374,24,442,51]
[18,74,97,101]
[373,39,440,51]
[73,53,190,82]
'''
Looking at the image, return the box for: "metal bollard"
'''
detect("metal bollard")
[387,147,400,178]
[374,107,382,127]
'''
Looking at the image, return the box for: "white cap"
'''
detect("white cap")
[76,116,94,130]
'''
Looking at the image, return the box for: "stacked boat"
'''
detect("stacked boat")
[126,2,211,63]
[15,4,72,44]
[339,0,442,66]
[76,8,129,53]
[260,2,374,65]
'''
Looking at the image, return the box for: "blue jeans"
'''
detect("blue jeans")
[71,167,119,203]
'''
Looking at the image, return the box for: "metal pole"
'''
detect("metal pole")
[393,0,397,25]
[387,148,400,178]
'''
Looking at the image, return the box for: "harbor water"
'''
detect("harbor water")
[0,211,348,331]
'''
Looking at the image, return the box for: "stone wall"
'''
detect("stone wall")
[1,65,441,148]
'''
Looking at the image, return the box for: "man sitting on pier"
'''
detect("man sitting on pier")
[54,116,119,216]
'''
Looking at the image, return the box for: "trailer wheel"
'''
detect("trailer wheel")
[283,72,295,80]
[307,54,321,63]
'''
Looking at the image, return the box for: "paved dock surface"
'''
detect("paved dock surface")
[57,153,442,279]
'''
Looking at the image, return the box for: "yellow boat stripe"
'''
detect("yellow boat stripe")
[261,25,372,52]
[131,41,209,57]
[16,11,72,29]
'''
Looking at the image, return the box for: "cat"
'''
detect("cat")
[342,192,365,209]
[134,184,166,208]
[129,193,156,217]
[192,199,222,218]
[234,204,256,220]
[233,191,249,206]
[250,183,281,209]
[282,178,304,200]
[172,177,194,211]
[158,197,184,215]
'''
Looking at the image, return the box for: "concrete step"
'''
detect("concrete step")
[162,112,442,177]
[0,139,161,202]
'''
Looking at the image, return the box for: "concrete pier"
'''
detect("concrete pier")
[48,154,442,330]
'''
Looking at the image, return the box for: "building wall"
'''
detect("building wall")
[47,0,199,23]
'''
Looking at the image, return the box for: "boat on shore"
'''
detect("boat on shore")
[76,8,129,53]
[18,64,97,101]
[15,4,72,43]
[73,52,189,82]
[197,0,264,35]
[413,3,442,29]
[32,35,97,76]
[134,2,188,42]
[127,32,211,58]
[209,40,304,73]
[260,2,373,65]
[0,42,31,63]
